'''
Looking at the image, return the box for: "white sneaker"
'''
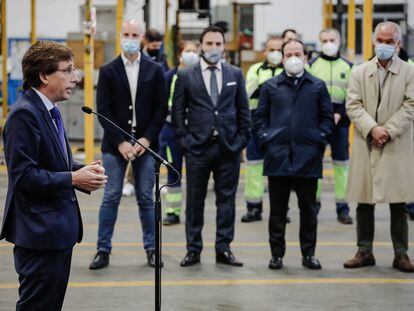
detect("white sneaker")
[122,182,135,196]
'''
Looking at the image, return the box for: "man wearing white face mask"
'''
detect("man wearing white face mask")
[241,37,284,223]
[254,40,334,270]
[344,22,414,273]
[90,19,168,270]
[308,28,353,225]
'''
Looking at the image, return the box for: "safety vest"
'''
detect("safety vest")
[165,74,178,123]
[246,61,283,110]
[308,55,352,105]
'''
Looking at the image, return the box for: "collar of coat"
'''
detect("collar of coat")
[277,70,314,85]
[367,55,403,77]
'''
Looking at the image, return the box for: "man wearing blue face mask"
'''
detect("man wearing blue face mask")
[345,22,414,273]
[172,26,251,267]
[89,19,167,270]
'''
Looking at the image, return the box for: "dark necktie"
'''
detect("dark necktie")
[50,106,68,161]
[208,66,219,106]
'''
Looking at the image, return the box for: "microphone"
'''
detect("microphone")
[81,106,177,175]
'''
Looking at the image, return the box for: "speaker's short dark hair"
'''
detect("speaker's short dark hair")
[199,26,225,44]
[281,39,306,57]
[22,41,74,91]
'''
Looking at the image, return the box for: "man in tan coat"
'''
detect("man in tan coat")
[344,22,414,273]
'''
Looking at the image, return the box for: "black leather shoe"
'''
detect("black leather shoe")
[163,213,180,226]
[337,212,353,225]
[302,256,322,270]
[180,252,200,267]
[241,210,262,223]
[89,251,109,270]
[147,250,164,268]
[269,257,283,270]
[216,251,244,267]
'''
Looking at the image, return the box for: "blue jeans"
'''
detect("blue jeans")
[97,152,155,252]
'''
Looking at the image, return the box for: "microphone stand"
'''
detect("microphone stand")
[82,107,179,311]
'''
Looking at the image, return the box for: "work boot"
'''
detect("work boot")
[393,254,414,273]
[241,208,262,223]
[337,211,353,225]
[344,251,376,269]
[163,213,180,226]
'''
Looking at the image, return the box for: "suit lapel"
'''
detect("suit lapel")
[367,60,380,120]
[217,64,230,106]
[193,64,215,107]
[137,57,150,92]
[115,56,132,104]
[26,89,69,168]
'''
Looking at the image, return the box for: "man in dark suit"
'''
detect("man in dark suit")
[89,19,167,269]
[172,26,251,267]
[254,40,334,270]
[1,41,107,310]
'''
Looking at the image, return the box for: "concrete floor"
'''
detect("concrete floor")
[0,161,413,311]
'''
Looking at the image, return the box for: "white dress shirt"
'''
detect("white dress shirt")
[121,52,141,129]
[33,87,59,131]
[33,87,68,161]
[200,57,223,96]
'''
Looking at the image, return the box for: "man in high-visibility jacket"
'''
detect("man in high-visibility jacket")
[308,28,353,225]
[241,37,284,222]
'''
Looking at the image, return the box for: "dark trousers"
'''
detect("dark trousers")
[159,122,183,186]
[13,246,73,311]
[357,203,408,255]
[185,141,240,254]
[268,177,318,258]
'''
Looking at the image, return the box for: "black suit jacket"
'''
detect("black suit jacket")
[0,89,84,250]
[97,55,168,153]
[172,62,251,156]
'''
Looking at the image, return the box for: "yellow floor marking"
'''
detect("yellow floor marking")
[1,278,413,290]
[0,241,411,249]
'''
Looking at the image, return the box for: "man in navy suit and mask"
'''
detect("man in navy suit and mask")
[89,19,167,269]
[1,41,107,310]
[172,26,251,267]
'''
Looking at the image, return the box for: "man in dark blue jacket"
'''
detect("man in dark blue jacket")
[1,41,107,310]
[254,40,334,270]
[89,20,167,270]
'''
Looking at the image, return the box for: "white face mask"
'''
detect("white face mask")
[180,51,200,66]
[283,56,304,76]
[266,51,283,66]
[322,42,339,57]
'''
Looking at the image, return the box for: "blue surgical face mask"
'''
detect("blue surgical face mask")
[121,38,141,54]
[202,48,223,65]
[375,43,395,60]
